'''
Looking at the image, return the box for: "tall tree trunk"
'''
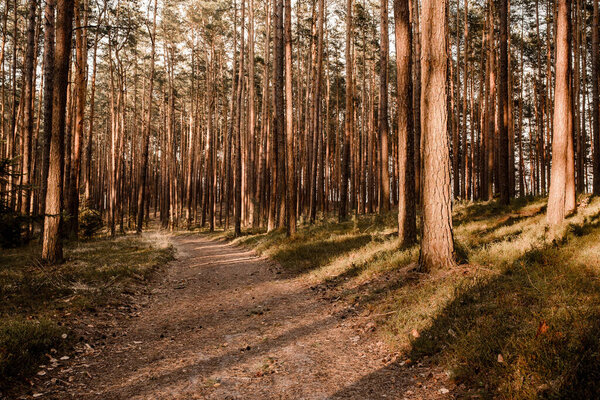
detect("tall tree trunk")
[394,0,416,246]
[593,0,600,194]
[248,0,258,227]
[518,11,526,197]
[40,0,55,227]
[285,0,296,235]
[547,0,575,225]
[485,0,495,201]
[258,0,270,227]
[419,0,455,271]
[207,44,216,232]
[84,5,102,207]
[235,0,247,236]
[136,0,157,233]
[379,0,390,212]
[498,0,510,204]
[67,0,88,237]
[462,0,469,200]
[339,0,353,221]
[20,0,37,218]
[42,0,74,263]
[412,0,421,204]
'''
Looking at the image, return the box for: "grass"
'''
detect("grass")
[0,233,175,389]
[210,195,600,398]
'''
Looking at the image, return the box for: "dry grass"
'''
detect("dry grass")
[209,195,600,398]
[0,234,175,387]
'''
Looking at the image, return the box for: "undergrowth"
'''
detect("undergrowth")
[208,195,600,398]
[0,234,175,389]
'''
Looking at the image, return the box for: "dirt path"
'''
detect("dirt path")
[27,234,452,400]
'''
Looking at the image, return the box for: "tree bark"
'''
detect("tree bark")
[498,0,510,204]
[547,0,575,225]
[20,0,37,218]
[42,0,74,263]
[136,0,157,233]
[379,0,390,212]
[285,0,296,235]
[270,0,285,231]
[67,0,88,237]
[418,0,455,271]
[40,0,55,227]
[394,0,416,246]
[339,0,353,221]
[593,0,600,195]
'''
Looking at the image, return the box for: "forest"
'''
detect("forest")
[1,0,600,398]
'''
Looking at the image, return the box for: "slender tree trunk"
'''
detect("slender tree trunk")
[235,0,247,236]
[547,0,575,225]
[379,0,390,212]
[84,6,101,206]
[40,0,55,227]
[498,0,510,204]
[248,0,258,227]
[518,11,525,197]
[42,0,74,263]
[394,0,416,246]
[20,0,37,218]
[339,0,353,221]
[67,0,88,237]
[136,0,157,233]
[462,0,469,200]
[593,0,600,194]
[285,0,296,235]
[258,0,270,227]
[485,0,495,201]
[412,0,421,204]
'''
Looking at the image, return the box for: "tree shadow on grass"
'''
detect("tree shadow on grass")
[404,250,600,398]
[329,216,600,399]
[271,234,374,277]
[453,196,544,227]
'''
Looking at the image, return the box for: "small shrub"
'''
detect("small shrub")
[79,208,103,238]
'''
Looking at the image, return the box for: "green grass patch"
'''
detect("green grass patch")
[0,234,175,389]
[212,195,600,398]
[0,318,68,379]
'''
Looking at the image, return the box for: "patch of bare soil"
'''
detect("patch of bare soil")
[18,234,455,399]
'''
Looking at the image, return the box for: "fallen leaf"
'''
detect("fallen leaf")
[497,354,504,363]
[411,329,420,338]
[536,320,549,338]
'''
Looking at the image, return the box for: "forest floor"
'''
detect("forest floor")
[13,233,453,400]
[8,195,600,399]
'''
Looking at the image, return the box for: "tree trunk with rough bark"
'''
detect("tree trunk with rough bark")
[547,0,575,225]
[418,0,455,271]
[394,0,416,246]
[42,0,74,263]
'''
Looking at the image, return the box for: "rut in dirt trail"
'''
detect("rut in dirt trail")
[35,234,450,400]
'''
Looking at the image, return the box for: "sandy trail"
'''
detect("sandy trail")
[29,234,450,400]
